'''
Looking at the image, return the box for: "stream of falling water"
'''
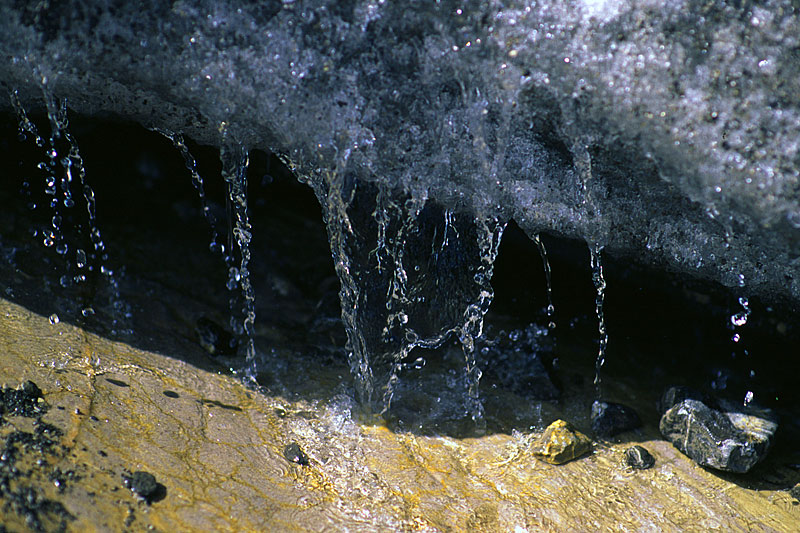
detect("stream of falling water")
[219,137,258,383]
[589,242,607,397]
[154,130,226,256]
[531,233,556,331]
[10,88,130,331]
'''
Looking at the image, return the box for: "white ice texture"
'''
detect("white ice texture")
[2,0,800,306]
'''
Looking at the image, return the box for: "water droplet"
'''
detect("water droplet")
[731,333,740,342]
[743,390,754,406]
[731,313,748,327]
[55,243,68,255]
[49,314,59,325]
[81,307,95,317]
[43,236,54,247]
[76,249,87,268]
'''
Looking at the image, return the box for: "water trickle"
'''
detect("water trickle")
[531,233,556,330]
[155,129,226,256]
[589,242,608,397]
[220,139,258,383]
[312,167,506,423]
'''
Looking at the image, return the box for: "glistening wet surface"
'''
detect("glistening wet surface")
[1,113,799,531]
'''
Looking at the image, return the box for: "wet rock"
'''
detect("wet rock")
[659,399,778,473]
[591,400,641,438]
[123,471,165,504]
[283,443,309,466]
[624,446,655,470]
[195,316,237,357]
[531,420,592,465]
[790,483,800,502]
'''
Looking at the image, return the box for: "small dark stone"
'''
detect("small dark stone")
[195,316,238,356]
[0,380,47,418]
[89,416,99,422]
[162,390,180,398]
[790,483,800,501]
[659,398,777,473]
[591,400,641,438]
[105,378,130,387]
[21,380,42,399]
[283,442,309,466]
[123,471,166,503]
[625,445,655,469]
[98,450,107,457]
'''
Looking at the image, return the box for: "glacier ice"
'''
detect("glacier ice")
[2,0,799,306]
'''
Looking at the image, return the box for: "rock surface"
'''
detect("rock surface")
[659,398,778,473]
[625,445,656,470]
[530,419,592,465]
[1,0,800,307]
[591,400,641,438]
[1,299,799,530]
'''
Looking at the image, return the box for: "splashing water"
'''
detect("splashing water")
[589,242,607,397]
[311,164,506,422]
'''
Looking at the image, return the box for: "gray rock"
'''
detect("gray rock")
[591,400,641,438]
[1,0,800,309]
[624,445,655,470]
[659,399,777,473]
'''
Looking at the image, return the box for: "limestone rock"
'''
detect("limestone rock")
[531,419,592,465]
[659,399,778,473]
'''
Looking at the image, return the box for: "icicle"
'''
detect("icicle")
[589,242,607,397]
[531,233,556,330]
[220,137,257,383]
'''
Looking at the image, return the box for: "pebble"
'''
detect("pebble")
[283,442,309,466]
[530,419,592,465]
[624,445,655,470]
[123,471,164,503]
[659,397,777,473]
[591,400,641,438]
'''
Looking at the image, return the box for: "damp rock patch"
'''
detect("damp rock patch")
[659,398,778,473]
[530,419,592,465]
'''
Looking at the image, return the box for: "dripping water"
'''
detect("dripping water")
[589,242,607,397]
[154,129,226,257]
[456,217,505,426]
[729,294,754,406]
[11,88,129,329]
[531,233,556,331]
[220,138,258,383]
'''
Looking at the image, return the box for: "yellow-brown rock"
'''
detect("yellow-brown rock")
[531,419,592,464]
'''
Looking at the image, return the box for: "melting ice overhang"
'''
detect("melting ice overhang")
[1,0,799,309]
